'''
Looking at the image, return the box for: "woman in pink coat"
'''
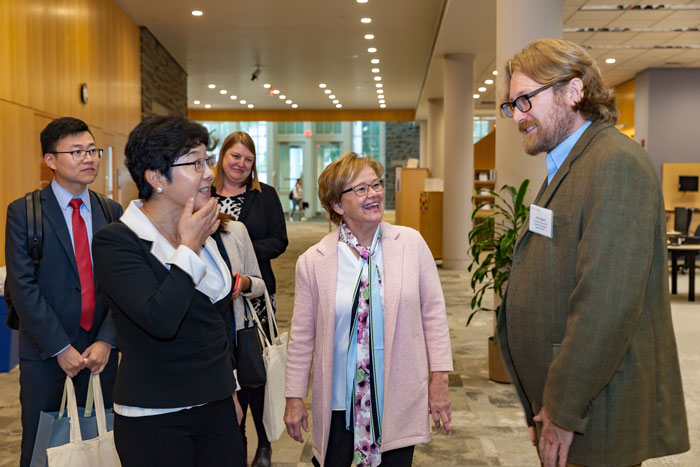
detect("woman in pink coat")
[284,152,453,467]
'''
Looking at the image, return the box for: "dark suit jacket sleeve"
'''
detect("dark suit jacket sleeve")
[93,223,197,340]
[249,186,288,262]
[542,147,660,433]
[94,200,123,345]
[4,199,71,359]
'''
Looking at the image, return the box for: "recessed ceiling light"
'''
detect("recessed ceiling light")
[204,104,211,108]
[357,0,368,3]
[361,17,372,24]
[376,83,383,88]
[279,95,286,99]
[292,104,298,108]
[192,10,203,16]
[605,58,616,64]
[208,84,216,89]
[329,94,336,99]
[371,58,380,64]
[368,47,377,53]
[319,83,327,88]
[485,79,494,85]
[492,70,498,75]
[473,94,480,99]
[379,99,385,104]
[286,99,292,104]
[374,76,381,81]
[193,100,200,105]
[324,89,332,94]
[230,95,237,100]
[364,34,374,40]
[376,89,383,94]
[478,87,486,92]
[240,99,247,104]
[333,99,339,104]
[219,90,227,95]
[247,104,254,108]
[272,89,280,95]
[336,104,343,108]
[263,83,271,89]
[380,104,386,108]
[378,94,385,99]
[371,68,380,73]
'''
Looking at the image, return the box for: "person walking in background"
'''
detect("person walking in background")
[213,131,288,467]
[498,38,689,466]
[290,176,306,221]
[93,116,245,466]
[4,117,121,467]
[284,152,452,467]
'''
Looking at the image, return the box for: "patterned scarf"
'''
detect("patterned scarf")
[340,222,384,467]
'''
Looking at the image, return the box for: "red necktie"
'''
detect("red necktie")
[69,198,95,331]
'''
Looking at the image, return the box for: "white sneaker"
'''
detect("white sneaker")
[301,217,308,221]
[289,217,294,222]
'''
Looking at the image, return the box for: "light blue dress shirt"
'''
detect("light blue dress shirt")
[545,120,592,185]
[50,179,94,252]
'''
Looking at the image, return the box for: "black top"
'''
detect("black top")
[213,182,288,295]
[93,222,236,408]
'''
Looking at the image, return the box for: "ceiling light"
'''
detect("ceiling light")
[319,83,327,88]
[248,104,254,108]
[272,89,280,94]
[230,95,237,100]
[324,89,332,94]
[220,90,227,95]
[286,99,292,104]
[336,104,343,108]
[376,83,383,88]
[380,104,386,108]
[371,68,380,73]
[485,79,494,85]
[371,58,380,64]
[204,104,211,108]
[378,94,385,99]
[208,84,216,89]
[374,76,381,81]
[357,0,368,3]
[240,99,247,104]
[361,17,372,24]
[291,104,298,108]
[376,89,383,94]
[279,95,286,99]
[379,99,385,104]
[605,58,616,64]
[364,34,374,40]
[333,99,339,104]
[193,100,200,105]
[492,70,498,75]
[478,87,486,92]
[192,10,203,16]
[329,94,336,99]
[368,47,377,53]
[263,83,271,88]
[473,94,480,99]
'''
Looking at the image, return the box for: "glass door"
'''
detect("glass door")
[278,143,304,213]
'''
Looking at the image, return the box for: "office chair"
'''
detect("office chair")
[674,207,692,237]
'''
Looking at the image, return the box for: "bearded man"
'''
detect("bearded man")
[497,38,689,467]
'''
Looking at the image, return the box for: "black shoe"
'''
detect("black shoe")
[252,446,271,467]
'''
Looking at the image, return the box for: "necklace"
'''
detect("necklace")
[140,204,179,248]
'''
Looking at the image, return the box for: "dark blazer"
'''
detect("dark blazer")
[216,182,288,295]
[93,221,236,408]
[497,121,689,466]
[4,185,122,360]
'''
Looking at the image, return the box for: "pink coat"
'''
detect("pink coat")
[285,222,453,464]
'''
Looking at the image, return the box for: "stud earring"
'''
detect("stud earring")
[156,186,164,194]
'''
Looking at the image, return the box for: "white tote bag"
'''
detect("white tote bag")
[47,374,121,467]
[249,288,288,442]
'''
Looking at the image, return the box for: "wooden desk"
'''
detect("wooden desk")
[668,244,700,301]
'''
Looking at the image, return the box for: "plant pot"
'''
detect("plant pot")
[488,336,511,384]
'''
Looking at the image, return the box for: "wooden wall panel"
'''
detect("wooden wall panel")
[0,0,142,265]
[615,78,635,138]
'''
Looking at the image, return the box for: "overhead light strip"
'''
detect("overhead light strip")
[580,4,700,11]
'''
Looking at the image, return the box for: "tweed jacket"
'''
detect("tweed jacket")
[497,120,690,466]
[285,222,453,465]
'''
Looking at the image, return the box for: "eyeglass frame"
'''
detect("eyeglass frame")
[51,148,104,161]
[500,81,558,118]
[170,155,216,173]
[341,178,385,197]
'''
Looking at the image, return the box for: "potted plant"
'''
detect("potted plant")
[467,179,530,383]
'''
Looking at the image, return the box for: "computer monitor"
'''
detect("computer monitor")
[678,175,699,192]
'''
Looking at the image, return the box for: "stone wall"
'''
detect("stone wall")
[140,27,187,119]
[384,121,420,208]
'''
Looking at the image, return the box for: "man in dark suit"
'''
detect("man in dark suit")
[497,39,689,466]
[4,117,122,466]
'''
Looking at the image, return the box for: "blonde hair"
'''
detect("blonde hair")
[318,152,384,225]
[213,131,262,192]
[504,38,618,123]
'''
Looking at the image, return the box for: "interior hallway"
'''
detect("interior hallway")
[0,218,698,466]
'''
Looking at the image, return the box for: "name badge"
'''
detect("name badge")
[529,204,553,238]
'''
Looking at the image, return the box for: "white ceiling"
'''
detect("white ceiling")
[115,0,700,117]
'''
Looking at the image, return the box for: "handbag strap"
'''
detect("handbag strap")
[63,377,84,443]
[246,297,272,348]
[91,373,108,436]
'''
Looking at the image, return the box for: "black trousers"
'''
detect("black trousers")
[114,397,245,467]
[19,346,118,467]
[312,411,415,467]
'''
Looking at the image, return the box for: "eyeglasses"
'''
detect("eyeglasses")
[52,148,103,161]
[500,82,557,118]
[341,179,385,197]
[170,155,216,173]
